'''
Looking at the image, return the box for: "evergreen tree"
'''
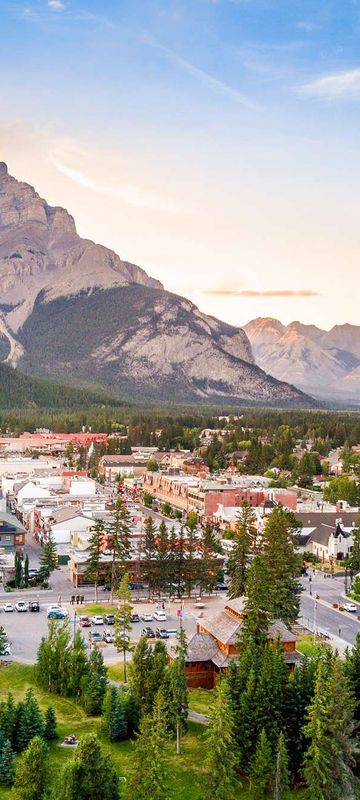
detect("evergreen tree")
[44,706,58,741]
[0,692,16,744]
[327,658,356,794]
[274,732,290,800]
[104,499,131,602]
[80,648,107,715]
[39,528,58,579]
[103,687,128,742]
[24,554,29,588]
[0,627,8,657]
[126,692,169,800]
[154,520,169,595]
[282,655,317,782]
[114,572,133,684]
[142,516,158,598]
[344,632,360,721]
[198,523,219,595]
[184,513,200,597]
[260,506,301,626]
[250,728,273,799]
[256,638,287,748]
[350,523,360,571]
[13,736,49,800]
[204,680,240,800]
[242,556,271,648]
[35,619,72,695]
[14,550,22,588]
[227,503,256,599]
[169,626,188,754]
[59,733,119,800]
[84,520,103,601]
[129,634,152,717]
[0,736,15,786]
[68,629,89,698]
[22,689,44,746]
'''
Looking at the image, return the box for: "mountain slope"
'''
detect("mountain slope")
[0,163,313,406]
[245,318,360,401]
[0,363,121,409]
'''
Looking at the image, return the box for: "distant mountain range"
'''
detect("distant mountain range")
[0,162,311,407]
[244,318,360,403]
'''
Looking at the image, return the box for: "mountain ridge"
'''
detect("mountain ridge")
[244,317,360,402]
[0,163,313,407]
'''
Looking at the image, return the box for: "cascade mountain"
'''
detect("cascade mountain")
[0,162,312,406]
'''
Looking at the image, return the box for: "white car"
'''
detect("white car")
[141,613,153,622]
[103,629,115,643]
[344,602,357,613]
[153,611,167,622]
[91,615,104,626]
[3,603,14,613]
[16,601,28,613]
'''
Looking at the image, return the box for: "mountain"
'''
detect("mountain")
[0,362,121,409]
[0,162,312,406]
[244,317,360,402]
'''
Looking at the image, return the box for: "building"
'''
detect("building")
[295,511,359,561]
[0,511,27,549]
[173,598,302,689]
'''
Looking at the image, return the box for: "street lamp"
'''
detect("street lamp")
[309,576,312,596]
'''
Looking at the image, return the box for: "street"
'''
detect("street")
[299,572,360,652]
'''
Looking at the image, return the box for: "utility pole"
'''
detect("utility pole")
[313,598,317,644]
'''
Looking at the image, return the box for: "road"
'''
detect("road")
[299,572,360,653]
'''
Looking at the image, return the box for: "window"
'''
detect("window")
[5,535,11,542]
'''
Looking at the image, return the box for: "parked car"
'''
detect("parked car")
[129,582,144,590]
[47,607,68,620]
[102,585,111,592]
[155,628,169,639]
[1,643,11,656]
[16,601,28,613]
[103,629,115,643]
[131,613,140,623]
[91,615,104,626]
[103,613,115,625]
[28,601,40,612]
[3,603,14,613]
[153,611,167,622]
[89,631,103,643]
[142,626,155,638]
[79,616,91,627]
[28,569,41,580]
[141,613,153,622]
[344,602,357,612]
[216,581,228,591]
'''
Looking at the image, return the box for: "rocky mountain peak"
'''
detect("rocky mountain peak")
[0,162,8,178]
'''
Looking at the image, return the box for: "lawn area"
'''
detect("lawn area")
[188,688,214,716]
[80,603,116,615]
[107,662,125,682]
[0,663,306,799]
[296,633,322,657]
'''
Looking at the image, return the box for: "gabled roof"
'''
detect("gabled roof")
[50,507,92,525]
[0,511,26,533]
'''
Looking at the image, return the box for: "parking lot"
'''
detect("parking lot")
[0,594,225,664]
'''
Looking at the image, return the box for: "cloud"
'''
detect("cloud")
[48,0,65,9]
[302,69,360,98]
[203,289,320,297]
[49,152,185,212]
[145,38,260,111]
[296,20,319,33]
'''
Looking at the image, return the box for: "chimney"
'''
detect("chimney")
[196,623,200,634]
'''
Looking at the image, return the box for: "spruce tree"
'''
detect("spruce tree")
[349,523,360,571]
[184,513,200,597]
[302,660,336,800]
[256,638,287,748]
[242,556,270,648]
[0,737,15,786]
[282,655,317,781]
[0,627,8,657]
[204,679,239,800]
[13,736,49,800]
[84,520,103,601]
[24,554,29,588]
[143,516,158,598]
[126,692,169,800]
[154,520,169,595]
[114,571,133,684]
[59,733,119,800]
[198,523,219,595]
[129,634,151,717]
[44,706,58,741]
[261,506,301,626]
[274,731,290,800]
[22,689,44,745]
[104,499,131,602]
[327,658,356,794]
[227,503,256,599]
[14,550,22,588]
[80,648,107,715]
[39,528,58,579]
[250,728,273,799]
[169,626,188,754]
[102,687,127,742]
[68,629,89,698]
[0,692,16,744]
[344,632,360,721]
[35,618,72,695]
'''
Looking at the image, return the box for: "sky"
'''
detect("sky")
[0,0,359,330]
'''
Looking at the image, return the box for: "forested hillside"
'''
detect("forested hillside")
[0,363,119,410]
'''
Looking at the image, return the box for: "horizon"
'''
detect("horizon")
[0,0,359,329]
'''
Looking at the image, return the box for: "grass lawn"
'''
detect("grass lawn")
[80,603,116,615]
[296,633,322,657]
[0,663,305,799]
[188,688,214,715]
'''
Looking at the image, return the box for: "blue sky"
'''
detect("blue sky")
[0,0,360,329]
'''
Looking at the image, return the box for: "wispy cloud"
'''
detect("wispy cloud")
[296,20,319,33]
[48,0,65,10]
[49,152,185,213]
[203,289,320,297]
[145,37,260,111]
[302,69,360,98]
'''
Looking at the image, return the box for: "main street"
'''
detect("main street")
[299,572,360,653]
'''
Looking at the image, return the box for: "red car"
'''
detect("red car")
[79,615,91,627]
